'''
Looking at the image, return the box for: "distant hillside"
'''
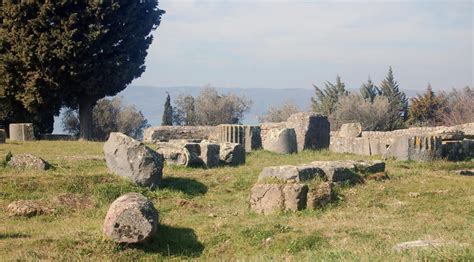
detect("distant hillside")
[53,85,419,133]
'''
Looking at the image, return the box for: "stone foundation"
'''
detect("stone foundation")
[143,126,215,143]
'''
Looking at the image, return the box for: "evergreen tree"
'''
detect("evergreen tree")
[360,77,380,102]
[311,75,348,116]
[408,84,447,126]
[379,67,408,130]
[0,1,165,140]
[161,92,173,126]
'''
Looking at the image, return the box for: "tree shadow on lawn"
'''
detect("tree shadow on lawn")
[160,177,208,197]
[137,224,204,258]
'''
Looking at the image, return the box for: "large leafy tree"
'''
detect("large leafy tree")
[379,67,408,130]
[311,75,347,116]
[0,1,164,139]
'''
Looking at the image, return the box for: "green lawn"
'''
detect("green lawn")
[0,140,473,261]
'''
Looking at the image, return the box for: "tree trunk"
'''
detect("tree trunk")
[79,98,95,140]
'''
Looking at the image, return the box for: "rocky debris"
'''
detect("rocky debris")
[339,122,363,138]
[249,184,308,214]
[7,200,53,217]
[199,141,220,168]
[262,128,298,154]
[104,132,163,188]
[455,169,474,176]
[286,112,330,151]
[53,193,94,210]
[9,123,35,141]
[103,193,158,244]
[0,129,6,143]
[307,182,334,209]
[393,239,442,252]
[258,165,325,183]
[7,154,50,170]
[219,142,246,166]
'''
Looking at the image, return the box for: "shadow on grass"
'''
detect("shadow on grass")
[160,177,207,196]
[137,224,204,258]
[0,232,31,239]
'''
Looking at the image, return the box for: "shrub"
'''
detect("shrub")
[258,102,300,123]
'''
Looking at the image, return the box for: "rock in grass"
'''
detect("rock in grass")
[7,200,53,217]
[250,183,308,215]
[7,154,50,170]
[104,132,163,188]
[103,193,158,244]
[219,142,246,166]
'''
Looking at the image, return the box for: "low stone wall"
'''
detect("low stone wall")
[143,126,215,143]
[330,122,474,161]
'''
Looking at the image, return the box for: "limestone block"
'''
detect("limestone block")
[0,129,6,143]
[339,122,362,138]
[262,128,298,154]
[258,165,325,183]
[9,123,35,141]
[286,112,330,151]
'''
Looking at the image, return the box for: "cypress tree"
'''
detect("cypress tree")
[162,92,173,126]
[379,67,408,130]
[360,77,380,102]
[311,75,348,116]
[0,1,165,139]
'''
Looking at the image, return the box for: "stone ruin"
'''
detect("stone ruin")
[9,123,35,141]
[143,112,331,156]
[250,160,385,215]
[330,122,474,161]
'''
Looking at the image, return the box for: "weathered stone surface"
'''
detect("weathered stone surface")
[250,184,308,214]
[383,135,442,161]
[282,184,308,211]
[7,200,53,217]
[8,154,50,170]
[0,129,6,143]
[210,125,262,152]
[349,160,385,173]
[437,130,464,141]
[259,165,325,182]
[103,193,158,244]
[104,132,163,187]
[262,128,298,154]
[9,123,35,141]
[219,142,245,166]
[200,141,220,168]
[143,126,215,143]
[307,182,334,209]
[339,122,362,138]
[53,193,94,210]
[310,161,362,183]
[456,169,473,176]
[286,112,330,151]
[250,184,284,215]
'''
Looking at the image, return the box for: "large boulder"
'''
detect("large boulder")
[286,112,330,151]
[219,142,246,166]
[250,183,308,214]
[103,193,158,244]
[8,154,50,170]
[258,165,325,183]
[339,122,363,138]
[262,128,298,154]
[104,132,163,187]
[9,123,35,141]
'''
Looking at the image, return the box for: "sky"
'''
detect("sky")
[131,0,473,92]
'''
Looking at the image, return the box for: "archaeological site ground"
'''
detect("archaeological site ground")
[1,122,473,260]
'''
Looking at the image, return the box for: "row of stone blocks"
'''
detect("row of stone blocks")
[330,122,474,161]
[250,160,385,214]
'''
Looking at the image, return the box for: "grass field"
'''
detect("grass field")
[0,140,473,261]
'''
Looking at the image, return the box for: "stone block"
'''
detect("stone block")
[307,182,334,209]
[250,183,308,214]
[259,165,325,183]
[143,126,215,143]
[0,129,6,143]
[339,122,362,138]
[384,135,442,161]
[262,128,298,154]
[9,123,35,141]
[286,112,330,151]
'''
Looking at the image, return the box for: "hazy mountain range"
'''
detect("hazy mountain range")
[53,85,420,133]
